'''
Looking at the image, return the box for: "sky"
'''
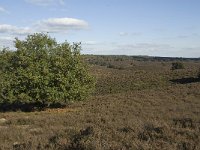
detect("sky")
[0,0,200,57]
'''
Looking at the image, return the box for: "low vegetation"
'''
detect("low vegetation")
[0,46,200,149]
[171,62,185,70]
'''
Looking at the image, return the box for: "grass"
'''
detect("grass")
[0,55,200,149]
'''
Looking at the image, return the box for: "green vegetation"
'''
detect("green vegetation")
[0,33,95,107]
[171,62,184,70]
[0,53,200,149]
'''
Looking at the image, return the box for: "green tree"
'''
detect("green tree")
[0,33,95,106]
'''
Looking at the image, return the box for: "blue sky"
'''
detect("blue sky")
[0,0,200,57]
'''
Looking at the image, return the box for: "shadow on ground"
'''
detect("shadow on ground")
[170,77,200,84]
[0,102,66,112]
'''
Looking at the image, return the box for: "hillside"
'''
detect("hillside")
[0,55,200,150]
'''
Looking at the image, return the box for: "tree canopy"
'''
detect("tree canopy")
[0,33,95,106]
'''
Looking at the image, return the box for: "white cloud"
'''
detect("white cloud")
[82,41,98,45]
[36,18,89,33]
[0,17,88,35]
[81,40,200,57]
[82,42,176,56]
[25,0,65,6]
[179,47,200,57]
[113,43,174,56]
[176,33,200,39]
[119,43,172,50]
[0,24,33,35]
[0,36,14,49]
[0,6,9,14]
[119,32,128,36]
[58,0,65,5]
[119,32,142,36]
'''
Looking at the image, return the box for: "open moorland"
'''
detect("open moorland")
[0,55,200,150]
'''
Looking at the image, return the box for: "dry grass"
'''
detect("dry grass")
[0,56,200,150]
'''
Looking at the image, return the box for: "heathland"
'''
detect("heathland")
[0,55,200,150]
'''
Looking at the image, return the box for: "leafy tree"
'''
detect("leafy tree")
[0,33,95,106]
[171,62,184,70]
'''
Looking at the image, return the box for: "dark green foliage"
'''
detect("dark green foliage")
[198,68,200,78]
[171,62,184,70]
[0,33,95,105]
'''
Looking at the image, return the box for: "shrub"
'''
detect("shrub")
[0,33,95,106]
[171,62,184,70]
[198,68,200,78]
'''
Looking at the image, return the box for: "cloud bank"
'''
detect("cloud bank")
[0,24,32,35]
[36,18,88,33]
[25,0,65,6]
[0,17,89,48]
[0,17,89,35]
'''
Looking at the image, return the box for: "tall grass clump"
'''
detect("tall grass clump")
[171,62,184,70]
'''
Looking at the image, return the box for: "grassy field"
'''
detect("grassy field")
[0,55,200,150]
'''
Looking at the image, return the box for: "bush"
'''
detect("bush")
[198,68,200,78]
[0,33,95,106]
[171,62,184,70]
